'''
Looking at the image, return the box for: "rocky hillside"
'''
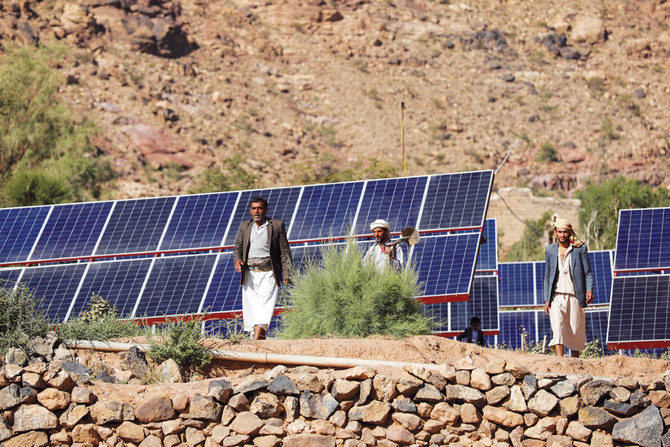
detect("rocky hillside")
[1,0,669,199]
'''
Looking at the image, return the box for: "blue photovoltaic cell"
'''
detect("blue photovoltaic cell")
[498,311,536,350]
[424,275,498,333]
[498,263,536,307]
[419,171,493,231]
[534,262,545,305]
[30,202,114,261]
[476,219,497,272]
[70,259,153,321]
[159,193,238,251]
[607,275,670,345]
[201,252,241,314]
[536,310,552,345]
[0,207,50,264]
[289,183,365,241]
[352,177,427,237]
[20,264,87,323]
[586,310,609,348]
[135,254,217,318]
[615,208,670,272]
[95,197,176,255]
[0,268,22,286]
[590,250,613,305]
[412,233,480,299]
[224,188,301,246]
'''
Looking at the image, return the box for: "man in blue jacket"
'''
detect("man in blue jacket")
[544,218,593,357]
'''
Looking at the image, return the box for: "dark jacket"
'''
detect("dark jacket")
[233,218,293,286]
[544,242,593,308]
[457,327,485,346]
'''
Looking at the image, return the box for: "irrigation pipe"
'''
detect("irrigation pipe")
[65,340,446,372]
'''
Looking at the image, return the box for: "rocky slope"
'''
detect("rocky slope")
[1,0,669,199]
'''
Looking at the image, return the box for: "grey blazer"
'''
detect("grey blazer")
[233,218,293,286]
[544,242,594,308]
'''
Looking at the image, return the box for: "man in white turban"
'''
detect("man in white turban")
[362,219,405,272]
[543,217,593,357]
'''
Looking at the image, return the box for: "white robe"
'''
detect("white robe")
[242,270,278,332]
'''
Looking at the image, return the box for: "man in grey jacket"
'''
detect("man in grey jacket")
[234,197,292,340]
[544,217,593,357]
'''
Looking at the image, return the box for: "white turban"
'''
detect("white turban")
[370,219,390,231]
[553,218,574,233]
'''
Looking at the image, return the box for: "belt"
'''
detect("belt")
[249,266,273,272]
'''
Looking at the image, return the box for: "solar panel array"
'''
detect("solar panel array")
[608,208,670,349]
[0,171,494,324]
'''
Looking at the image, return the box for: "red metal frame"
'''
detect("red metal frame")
[432,330,499,338]
[607,340,670,350]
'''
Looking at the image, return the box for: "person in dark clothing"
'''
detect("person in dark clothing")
[456,316,485,346]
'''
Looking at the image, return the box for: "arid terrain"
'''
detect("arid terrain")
[2,0,669,200]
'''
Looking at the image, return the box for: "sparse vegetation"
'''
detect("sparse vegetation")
[148,316,213,375]
[502,211,551,262]
[0,282,50,357]
[189,154,259,193]
[536,142,558,163]
[600,117,620,141]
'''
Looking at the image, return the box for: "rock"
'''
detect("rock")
[404,365,446,390]
[445,385,486,407]
[456,370,471,385]
[71,386,97,404]
[430,402,460,424]
[268,375,300,396]
[415,384,444,402]
[12,404,58,432]
[235,375,270,395]
[36,388,71,410]
[633,89,646,99]
[230,411,264,436]
[649,390,670,408]
[486,386,511,405]
[503,73,515,82]
[5,348,28,366]
[631,389,651,407]
[229,392,250,411]
[117,420,145,443]
[60,403,89,428]
[2,431,49,447]
[19,386,36,404]
[0,384,21,410]
[609,386,631,403]
[25,332,58,360]
[349,401,391,425]
[387,424,415,445]
[504,386,528,412]
[156,359,183,383]
[373,375,398,402]
[612,405,663,447]
[580,380,614,406]
[560,395,581,417]
[283,434,335,447]
[524,416,557,440]
[566,421,591,442]
[548,14,570,33]
[250,392,283,419]
[332,379,359,401]
[523,375,538,399]
[546,435,573,447]
[135,395,176,423]
[571,16,605,44]
[603,399,637,416]
[300,391,339,419]
[392,396,417,413]
[471,368,493,391]
[60,361,91,383]
[492,373,517,386]
[483,406,524,428]
[528,390,559,417]
[397,375,423,396]
[188,394,222,421]
[121,346,150,379]
[550,381,576,398]
[578,406,617,430]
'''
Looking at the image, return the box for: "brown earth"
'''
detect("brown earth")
[79,336,670,406]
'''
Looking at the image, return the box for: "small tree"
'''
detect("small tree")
[278,241,433,338]
[148,317,212,376]
[575,177,670,250]
[0,281,50,357]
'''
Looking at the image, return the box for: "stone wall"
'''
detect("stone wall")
[1,349,668,447]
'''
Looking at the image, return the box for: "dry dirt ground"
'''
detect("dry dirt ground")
[78,336,670,406]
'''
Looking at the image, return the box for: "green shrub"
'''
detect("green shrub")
[502,211,552,262]
[278,241,433,338]
[0,282,50,357]
[536,142,558,163]
[188,154,258,193]
[57,294,147,341]
[580,339,602,358]
[148,317,212,374]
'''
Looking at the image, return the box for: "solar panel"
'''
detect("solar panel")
[18,264,87,323]
[95,197,176,255]
[289,182,365,241]
[589,250,613,305]
[419,171,492,231]
[499,262,537,307]
[200,252,240,316]
[352,177,427,237]
[586,310,609,348]
[29,202,114,261]
[0,268,23,284]
[607,275,670,349]
[476,219,497,272]
[159,193,238,251]
[614,208,670,272]
[497,311,537,350]
[68,259,153,321]
[412,233,480,301]
[0,207,50,264]
[134,254,217,318]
